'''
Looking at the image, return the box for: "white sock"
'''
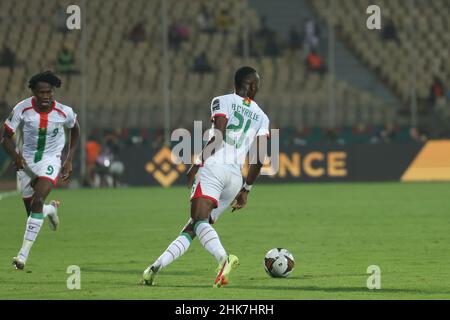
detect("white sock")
[18,213,44,262]
[43,204,55,218]
[155,234,192,269]
[195,221,227,263]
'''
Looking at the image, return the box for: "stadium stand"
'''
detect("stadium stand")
[308,0,449,108]
[0,0,445,145]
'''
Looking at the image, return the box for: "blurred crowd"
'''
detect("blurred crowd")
[85,131,125,188]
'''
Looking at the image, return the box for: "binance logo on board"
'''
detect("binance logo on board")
[401,141,450,181]
[145,146,186,187]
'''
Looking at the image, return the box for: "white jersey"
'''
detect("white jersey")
[206,93,270,173]
[4,97,77,165]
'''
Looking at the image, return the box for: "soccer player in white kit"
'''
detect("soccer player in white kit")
[143,66,270,288]
[1,71,80,270]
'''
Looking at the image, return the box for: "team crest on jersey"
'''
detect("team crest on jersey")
[212,99,220,111]
[243,98,251,107]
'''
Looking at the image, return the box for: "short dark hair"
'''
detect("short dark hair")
[28,71,62,89]
[234,66,256,89]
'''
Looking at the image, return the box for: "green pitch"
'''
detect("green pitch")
[1,182,450,299]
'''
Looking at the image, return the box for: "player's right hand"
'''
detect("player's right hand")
[60,160,73,182]
[13,155,27,171]
[231,189,249,212]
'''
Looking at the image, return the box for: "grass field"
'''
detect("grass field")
[0,182,450,300]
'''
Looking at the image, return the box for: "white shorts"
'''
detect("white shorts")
[17,159,61,199]
[190,163,243,223]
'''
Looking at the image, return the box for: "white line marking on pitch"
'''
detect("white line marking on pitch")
[0,191,19,201]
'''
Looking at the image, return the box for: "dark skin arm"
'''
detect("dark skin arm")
[231,134,268,212]
[1,126,26,170]
[186,116,228,188]
[60,120,80,182]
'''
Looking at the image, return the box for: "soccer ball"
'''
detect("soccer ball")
[263,248,295,278]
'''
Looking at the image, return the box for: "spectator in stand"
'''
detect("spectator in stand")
[169,24,181,51]
[152,130,165,149]
[128,21,147,45]
[94,132,124,188]
[306,49,326,74]
[409,127,428,143]
[215,8,232,34]
[381,19,400,43]
[57,46,77,74]
[304,18,320,53]
[236,34,259,57]
[430,77,450,123]
[383,123,399,142]
[169,21,189,51]
[252,16,277,57]
[288,26,303,52]
[292,128,308,147]
[372,123,398,143]
[176,22,190,41]
[264,33,280,57]
[429,76,444,108]
[86,136,101,187]
[256,16,272,40]
[0,46,16,70]
[325,128,339,144]
[193,51,213,73]
[197,5,215,33]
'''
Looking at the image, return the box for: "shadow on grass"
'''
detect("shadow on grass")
[81,267,146,275]
[23,266,448,297]
[157,281,450,295]
[80,268,193,276]
[298,273,368,280]
[227,285,450,295]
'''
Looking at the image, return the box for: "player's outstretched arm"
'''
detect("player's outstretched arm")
[61,120,80,182]
[231,134,268,212]
[1,125,26,170]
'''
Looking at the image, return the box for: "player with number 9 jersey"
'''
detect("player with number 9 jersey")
[1,71,80,271]
[5,95,77,187]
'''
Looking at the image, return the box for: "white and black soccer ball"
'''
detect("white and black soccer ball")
[263,248,295,278]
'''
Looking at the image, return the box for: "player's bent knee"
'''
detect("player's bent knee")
[181,223,196,240]
[191,219,211,236]
[191,199,214,222]
[181,230,196,240]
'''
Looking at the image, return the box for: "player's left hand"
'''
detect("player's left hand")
[231,189,249,212]
[60,160,73,182]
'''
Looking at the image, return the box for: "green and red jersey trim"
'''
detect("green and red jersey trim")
[34,113,48,163]
[31,97,57,163]
[190,182,219,208]
[38,175,59,186]
[3,123,14,134]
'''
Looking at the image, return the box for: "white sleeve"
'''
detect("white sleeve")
[257,114,270,137]
[210,96,231,120]
[64,108,77,129]
[4,104,23,134]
